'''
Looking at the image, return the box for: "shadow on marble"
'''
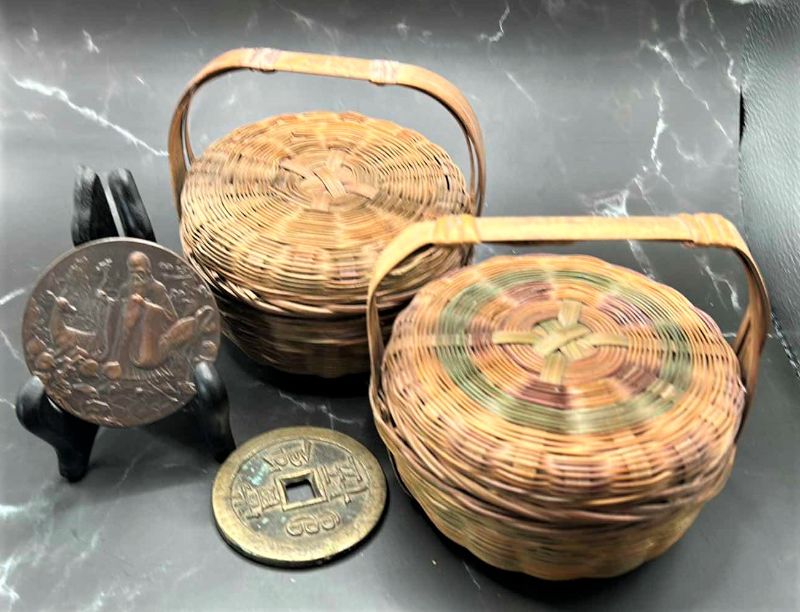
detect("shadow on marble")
[224,337,370,398]
[39,413,219,499]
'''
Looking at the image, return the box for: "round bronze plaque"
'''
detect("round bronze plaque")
[212,427,387,566]
[22,238,220,427]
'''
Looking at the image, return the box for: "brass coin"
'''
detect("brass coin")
[212,427,387,566]
[22,238,220,427]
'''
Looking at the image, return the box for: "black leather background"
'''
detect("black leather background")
[741,1,800,372]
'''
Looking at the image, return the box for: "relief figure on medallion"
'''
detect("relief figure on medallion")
[48,251,214,380]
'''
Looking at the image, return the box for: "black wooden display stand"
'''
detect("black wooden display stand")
[15,167,235,481]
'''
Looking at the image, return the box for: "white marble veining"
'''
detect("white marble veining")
[463,561,482,591]
[10,78,168,157]
[0,330,22,363]
[0,481,61,609]
[81,30,100,54]
[650,82,668,176]
[639,39,734,144]
[276,389,364,430]
[275,1,342,52]
[478,2,510,44]
[696,252,742,311]
[0,288,27,308]
[504,71,540,116]
[171,4,198,37]
[395,20,410,39]
[700,0,740,91]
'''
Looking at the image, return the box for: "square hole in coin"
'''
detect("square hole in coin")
[286,479,315,504]
[280,473,324,508]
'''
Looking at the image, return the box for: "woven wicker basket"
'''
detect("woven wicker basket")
[168,48,485,377]
[367,214,769,579]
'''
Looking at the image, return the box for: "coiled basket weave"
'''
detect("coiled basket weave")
[168,48,484,377]
[367,214,769,580]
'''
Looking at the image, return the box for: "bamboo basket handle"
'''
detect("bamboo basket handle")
[168,47,486,218]
[367,213,770,429]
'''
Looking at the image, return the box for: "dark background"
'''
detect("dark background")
[1,1,798,610]
[741,1,800,378]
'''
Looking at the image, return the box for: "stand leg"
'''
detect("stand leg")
[15,377,99,482]
[108,169,156,242]
[71,166,118,246]
[188,361,235,462]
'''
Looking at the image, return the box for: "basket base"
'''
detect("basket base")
[390,453,712,581]
[221,323,371,379]
[216,299,398,379]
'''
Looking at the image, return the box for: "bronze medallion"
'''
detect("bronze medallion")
[212,427,387,566]
[22,238,220,427]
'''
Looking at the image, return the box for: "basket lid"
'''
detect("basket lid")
[180,111,471,315]
[379,253,744,501]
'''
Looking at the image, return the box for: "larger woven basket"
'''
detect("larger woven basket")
[168,48,485,377]
[367,214,769,579]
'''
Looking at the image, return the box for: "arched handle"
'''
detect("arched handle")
[168,47,485,218]
[367,213,770,432]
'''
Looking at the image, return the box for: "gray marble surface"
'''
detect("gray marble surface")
[1,1,798,610]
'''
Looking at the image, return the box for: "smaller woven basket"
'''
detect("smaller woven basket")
[168,48,485,377]
[367,214,769,580]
